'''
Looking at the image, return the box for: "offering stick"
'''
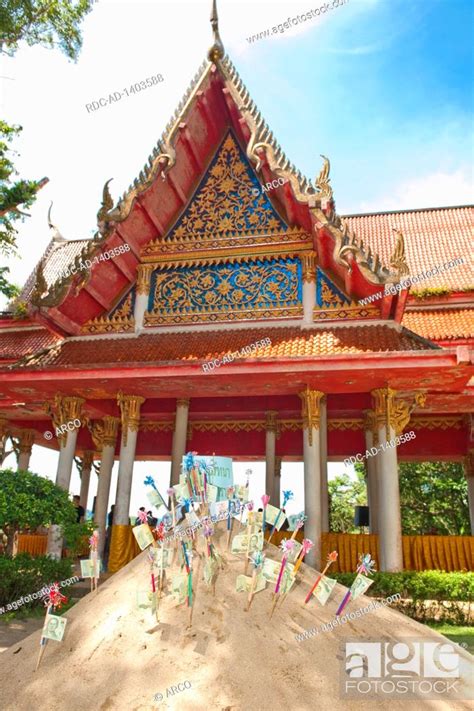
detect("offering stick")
[35,583,67,671]
[336,553,376,617]
[266,489,294,547]
[167,487,176,528]
[239,469,252,530]
[293,538,314,575]
[277,538,313,611]
[290,513,307,542]
[245,551,265,612]
[243,501,254,575]
[261,494,270,541]
[304,550,338,604]
[154,523,166,614]
[270,539,295,618]
[226,486,235,549]
[147,548,159,622]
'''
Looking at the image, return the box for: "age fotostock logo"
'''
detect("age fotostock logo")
[341,639,473,699]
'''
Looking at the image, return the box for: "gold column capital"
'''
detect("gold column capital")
[176,398,190,408]
[103,415,120,448]
[371,388,426,436]
[44,394,86,448]
[300,251,317,283]
[265,410,278,433]
[136,264,154,295]
[117,392,145,446]
[88,415,120,451]
[298,386,325,445]
[18,428,36,455]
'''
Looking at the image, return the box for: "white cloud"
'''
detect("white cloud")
[357,168,474,213]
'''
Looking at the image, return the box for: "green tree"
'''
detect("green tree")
[0,121,48,298]
[329,467,367,533]
[0,468,77,554]
[0,1,95,298]
[0,0,94,59]
[399,461,469,535]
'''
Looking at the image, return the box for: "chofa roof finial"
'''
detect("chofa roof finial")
[208,0,224,63]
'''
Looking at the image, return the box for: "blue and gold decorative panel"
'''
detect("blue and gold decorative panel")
[314,267,380,321]
[316,268,350,308]
[144,257,302,325]
[167,132,286,239]
[81,287,136,334]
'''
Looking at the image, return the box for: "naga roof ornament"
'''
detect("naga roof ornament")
[390,227,410,277]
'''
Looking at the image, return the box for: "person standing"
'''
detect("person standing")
[72,495,85,523]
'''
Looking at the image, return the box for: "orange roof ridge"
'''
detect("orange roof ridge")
[341,204,473,218]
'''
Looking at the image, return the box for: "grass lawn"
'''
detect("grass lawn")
[425,622,474,654]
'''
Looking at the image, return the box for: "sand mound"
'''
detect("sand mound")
[0,524,472,711]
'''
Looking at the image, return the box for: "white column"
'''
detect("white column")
[114,394,144,525]
[319,397,329,532]
[79,450,94,510]
[364,412,378,534]
[465,452,474,535]
[17,429,35,471]
[170,399,189,486]
[134,265,153,330]
[46,396,85,559]
[265,411,277,500]
[301,252,316,325]
[273,456,282,508]
[372,389,403,572]
[93,417,119,558]
[299,387,324,570]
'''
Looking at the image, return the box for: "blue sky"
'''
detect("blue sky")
[1,0,471,512]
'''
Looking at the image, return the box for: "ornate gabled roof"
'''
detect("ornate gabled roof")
[101,52,392,286]
[14,7,468,334]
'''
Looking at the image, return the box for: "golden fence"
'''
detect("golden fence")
[321,533,473,573]
[16,534,48,556]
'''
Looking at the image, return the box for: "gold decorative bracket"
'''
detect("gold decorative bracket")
[298,387,325,445]
[44,395,85,448]
[117,392,145,446]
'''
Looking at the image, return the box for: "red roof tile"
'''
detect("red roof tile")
[0,328,61,362]
[343,206,473,291]
[11,325,436,370]
[403,308,474,341]
[15,237,90,306]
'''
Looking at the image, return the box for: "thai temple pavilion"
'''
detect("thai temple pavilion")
[0,3,472,574]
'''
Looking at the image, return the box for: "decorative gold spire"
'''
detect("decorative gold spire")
[208,0,224,62]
